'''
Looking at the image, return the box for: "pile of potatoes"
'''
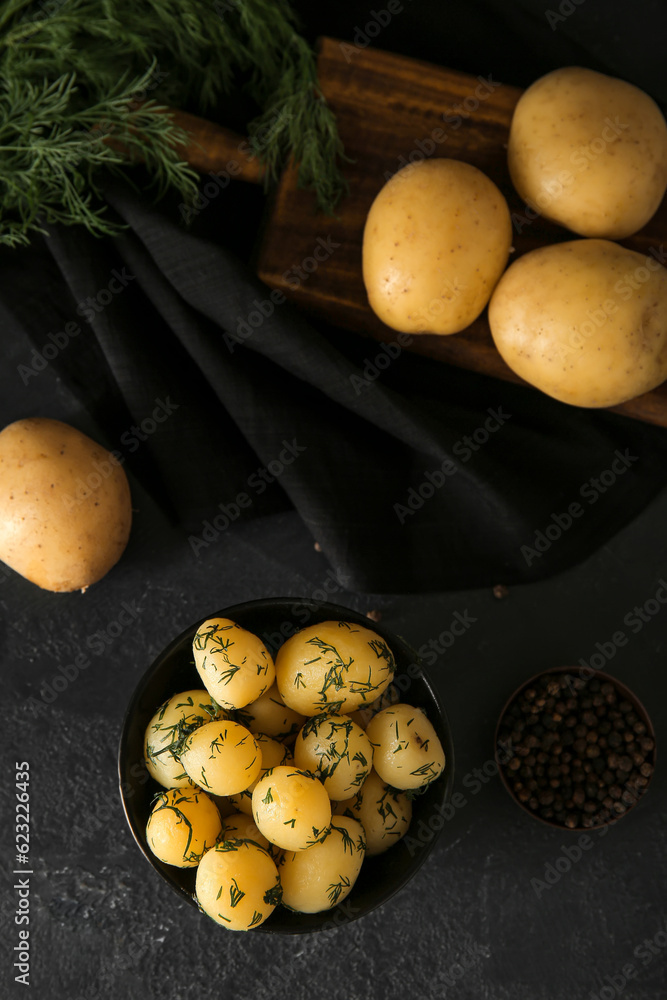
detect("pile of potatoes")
[143,617,446,931]
[362,66,667,408]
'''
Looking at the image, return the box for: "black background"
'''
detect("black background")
[1,1,666,998]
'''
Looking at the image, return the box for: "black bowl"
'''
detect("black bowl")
[118,598,454,933]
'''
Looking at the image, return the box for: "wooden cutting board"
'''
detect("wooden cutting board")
[173,37,667,427]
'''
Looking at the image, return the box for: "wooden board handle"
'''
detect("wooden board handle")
[170,109,264,184]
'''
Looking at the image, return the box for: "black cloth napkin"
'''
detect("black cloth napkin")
[1,174,666,594]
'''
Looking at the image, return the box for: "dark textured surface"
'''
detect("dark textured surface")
[2,1,667,998]
[2,493,667,999]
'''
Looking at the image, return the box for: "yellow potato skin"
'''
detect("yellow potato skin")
[181,720,262,796]
[488,239,667,407]
[275,620,396,716]
[508,66,667,239]
[0,417,131,592]
[279,815,366,913]
[294,714,373,800]
[366,704,445,790]
[228,734,292,816]
[252,766,332,852]
[362,158,512,335]
[236,682,306,745]
[193,618,275,710]
[196,840,281,930]
[338,769,412,856]
[146,788,222,868]
[144,689,221,789]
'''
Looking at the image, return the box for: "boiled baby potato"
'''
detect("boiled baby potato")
[508,66,667,238]
[338,769,412,856]
[146,787,222,868]
[236,682,306,744]
[144,689,221,789]
[193,618,275,710]
[366,703,445,790]
[222,812,272,852]
[180,719,262,796]
[252,765,331,851]
[279,815,366,913]
[362,158,512,334]
[228,734,292,815]
[275,620,396,716]
[294,714,373,800]
[0,417,131,592]
[196,839,282,930]
[488,239,667,407]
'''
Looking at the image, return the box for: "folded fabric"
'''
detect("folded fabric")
[1,174,665,593]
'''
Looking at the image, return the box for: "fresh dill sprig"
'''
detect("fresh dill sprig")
[0,0,346,246]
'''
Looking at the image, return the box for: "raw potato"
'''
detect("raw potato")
[228,734,292,815]
[294,714,373,800]
[488,239,667,407]
[508,67,667,239]
[366,703,445,790]
[0,417,131,592]
[338,769,413,856]
[193,618,275,710]
[196,839,282,930]
[275,620,396,716]
[146,788,222,868]
[362,158,512,335]
[236,682,306,744]
[279,815,366,913]
[144,689,221,789]
[181,720,262,796]
[252,766,332,851]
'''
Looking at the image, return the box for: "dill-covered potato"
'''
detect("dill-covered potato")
[196,839,282,930]
[146,788,222,868]
[236,683,306,744]
[222,812,271,852]
[144,689,221,789]
[252,766,332,851]
[193,618,275,710]
[228,734,292,815]
[338,769,412,856]
[294,714,373,800]
[366,703,445,790]
[275,621,396,716]
[0,417,131,592]
[279,815,366,913]
[181,719,262,796]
